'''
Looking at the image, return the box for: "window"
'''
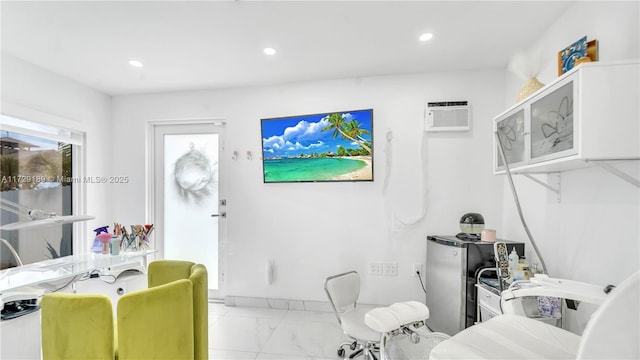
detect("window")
[0,114,83,269]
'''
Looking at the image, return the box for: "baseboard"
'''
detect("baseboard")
[223,296,335,312]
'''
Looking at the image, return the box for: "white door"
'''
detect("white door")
[151,122,226,299]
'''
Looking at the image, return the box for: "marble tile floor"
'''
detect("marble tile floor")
[208,302,360,360]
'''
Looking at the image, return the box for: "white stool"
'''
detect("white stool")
[365,301,450,360]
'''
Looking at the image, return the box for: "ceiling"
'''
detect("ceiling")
[1,1,573,96]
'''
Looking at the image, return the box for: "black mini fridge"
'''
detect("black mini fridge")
[425,235,525,335]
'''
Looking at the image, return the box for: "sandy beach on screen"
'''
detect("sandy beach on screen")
[331,156,372,180]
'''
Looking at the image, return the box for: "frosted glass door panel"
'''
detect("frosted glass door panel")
[530,81,575,162]
[164,134,219,289]
[496,109,525,167]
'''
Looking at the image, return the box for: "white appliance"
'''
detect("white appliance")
[425,235,525,335]
[424,101,470,132]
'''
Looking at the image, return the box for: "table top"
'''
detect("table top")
[0,250,155,294]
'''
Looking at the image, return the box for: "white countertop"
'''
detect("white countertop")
[0,250,155,294]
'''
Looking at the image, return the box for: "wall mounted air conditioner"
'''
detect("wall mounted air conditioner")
[424,101,470,132]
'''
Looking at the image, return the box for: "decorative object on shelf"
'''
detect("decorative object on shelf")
[517,78,545,102]
[97,232,112,254]
[120,224,154,252]
[508,47,545,102]
[133,224,153,250]
[557,36,598,76]
[92,226,110,253]
[558,36,587,75]
[119,225,136,252]
[109,235,120,255]
[585,39,599,62]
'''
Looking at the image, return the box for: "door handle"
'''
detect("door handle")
[211,212,227,218]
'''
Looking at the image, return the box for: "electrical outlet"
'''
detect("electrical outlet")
[412,263,423,277]
[369,262,383,276]
[383,263,398,276]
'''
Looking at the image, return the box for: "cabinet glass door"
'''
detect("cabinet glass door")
[530,81,575,162]
[496,109,525,168]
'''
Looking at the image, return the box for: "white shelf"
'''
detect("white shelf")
[494,61,640,186]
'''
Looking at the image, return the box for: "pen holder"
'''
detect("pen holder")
[120,225,153,252]
[120,233,139,252]
[130,225,153,251]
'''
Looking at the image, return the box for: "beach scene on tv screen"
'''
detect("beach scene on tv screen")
[261,109,373,182]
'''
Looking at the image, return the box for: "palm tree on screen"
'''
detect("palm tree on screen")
[344,120,371,153]
[322,113,371,154]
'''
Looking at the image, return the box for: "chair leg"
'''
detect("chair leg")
[363,342,379,360]
[338,340,379,360]
[348,348,363,359]
[349,345,379,359]
[367,348,378,360]
[336,340,352,358]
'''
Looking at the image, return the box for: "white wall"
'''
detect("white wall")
[500,1,639,287]
[112,69,506,305]
[1,52,113,252]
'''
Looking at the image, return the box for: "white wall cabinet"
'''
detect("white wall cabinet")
[494,61,639,174]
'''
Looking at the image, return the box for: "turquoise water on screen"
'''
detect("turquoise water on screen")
[263,157,368,182]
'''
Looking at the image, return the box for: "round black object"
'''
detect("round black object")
[459,213,485,234]
[460,213,485,225]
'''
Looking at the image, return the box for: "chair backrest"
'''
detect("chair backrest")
[324,271,360,323]
[41,293,114,360]
[148,259,208,360]
[148,259,195,288]
[117,278,194,360]
[189,264,209,360]
[577,270,639,359]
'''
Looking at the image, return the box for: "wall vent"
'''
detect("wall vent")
[425,101,470,132]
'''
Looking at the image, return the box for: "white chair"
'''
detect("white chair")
[429,270,640,360]
[324,271,380,359]
[365,301,450,360]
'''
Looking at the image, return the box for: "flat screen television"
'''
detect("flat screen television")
[261,109,373,183]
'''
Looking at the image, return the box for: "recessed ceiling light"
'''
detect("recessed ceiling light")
[264,48,277,56]
[419,33,433,42]
[128,59,143,67]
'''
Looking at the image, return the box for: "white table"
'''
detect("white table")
[0,250,155,359]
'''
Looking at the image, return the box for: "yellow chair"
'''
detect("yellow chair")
[41,293,115,360]
[117,278,194,360]
[147,260,209,360]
